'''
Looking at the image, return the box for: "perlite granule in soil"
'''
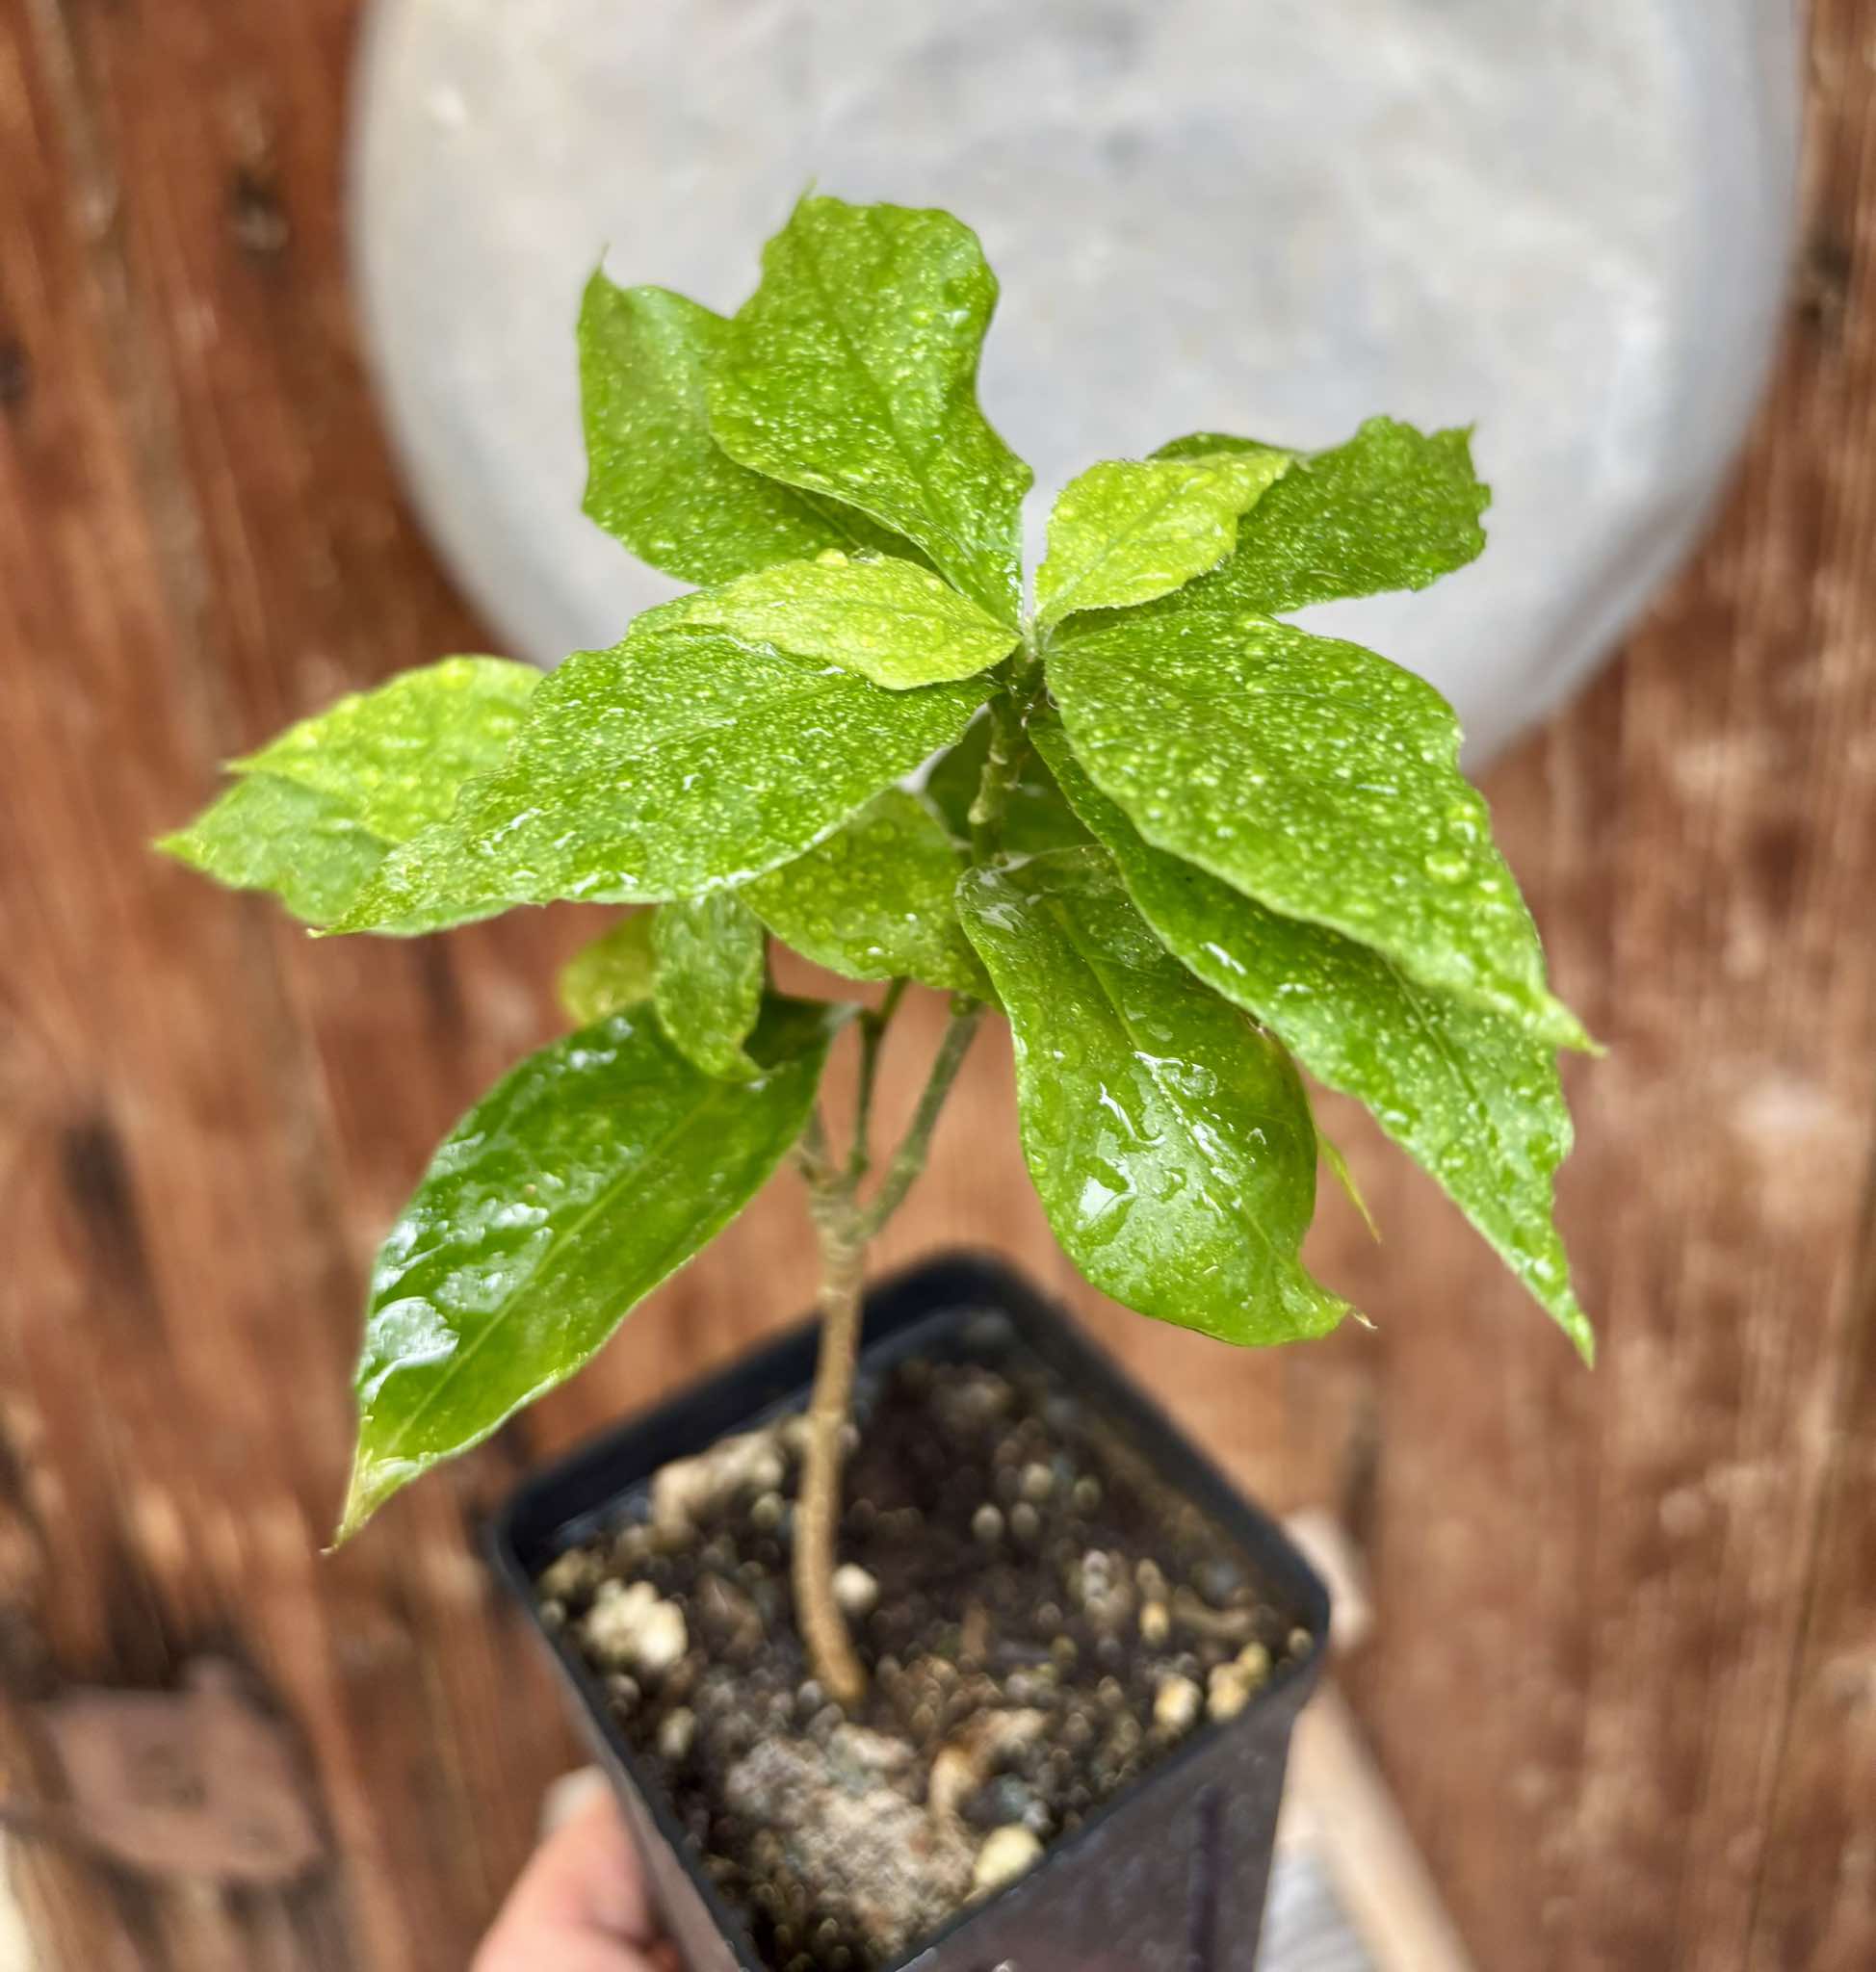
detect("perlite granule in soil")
[535,1320,1312,1971]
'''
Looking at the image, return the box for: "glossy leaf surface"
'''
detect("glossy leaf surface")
[339,617,987,934]
[652,892,767,1079]
[706,195,1031,625]
[743,789,988,995]
[1048,611,1587,1048]
[339,1000,830,1537]
[160,658,538,926]
[1142,417,1488,620]
[676,552,1017,688]
[1035,451,1290,627]
[957,847,1347,1344]
[579,277,917,584]
[159,773,389,927]
[558,913,659,1025]
[236,658,539,839]
[1034,727,1589,1357]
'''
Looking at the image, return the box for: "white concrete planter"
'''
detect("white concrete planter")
[352,0,1798,764]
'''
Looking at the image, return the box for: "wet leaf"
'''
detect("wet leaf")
[579,277,919,584]
[1034,726,1589,1358]
[956,847,1347,1345]
[675,552,1017,688]
[558,913,659,1025]
[1314,1121,1379,1242]
[337,999,832,1538]
[924,715,1089,859]
[652,892,767,1079]
[706,195,1031,626]
[338,614,988,934]
[1035,451,1290,628]
[234,658,539,839]
[158,658,538,926]
[1047,611,1588,1049]
[1140,417,1488,620]
[158,774,390,928]
[743,790,989,995]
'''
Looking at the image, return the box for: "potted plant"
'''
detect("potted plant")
[161,194,1591,1971]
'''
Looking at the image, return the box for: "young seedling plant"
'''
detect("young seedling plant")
[164,195,1593,1710]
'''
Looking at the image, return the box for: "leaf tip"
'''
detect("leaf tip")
[327,1485,373,1552]
[330,1452,407,1549]
[1317,1129,1381,1242]
[1566,1307,1597,1368]
[1548,999,1603,1056]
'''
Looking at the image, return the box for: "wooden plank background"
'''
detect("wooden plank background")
[1,2,1870,1966]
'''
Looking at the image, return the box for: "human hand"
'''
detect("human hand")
[474,1772,682,1972]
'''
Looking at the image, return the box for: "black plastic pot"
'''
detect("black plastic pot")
[490,1252,1330,1972]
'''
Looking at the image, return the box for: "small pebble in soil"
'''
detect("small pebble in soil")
[653,1429,787,1537]
[1207,1644,1273,1723]
[538,1546,603,1601]
[1152,1674,1203,1736]
[536,1330,1310,1972]
[832,1565,878,1617]
[658,1706,697,1762]
[581,1581,688,1676]
[971,1824,1043,1897]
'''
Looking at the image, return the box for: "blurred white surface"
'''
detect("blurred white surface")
[352,0,1797,764]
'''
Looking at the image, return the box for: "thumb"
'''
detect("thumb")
[475,1774,674,1972]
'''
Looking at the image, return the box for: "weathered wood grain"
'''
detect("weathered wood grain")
[0,0,1869,1968]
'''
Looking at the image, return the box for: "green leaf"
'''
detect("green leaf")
[1140,417,1488,620]
[337,999,832,1539]
[1034,451,1290,628]
[706,195,1031,625]
[1033,726,1589,1358]
[955,846,1347,1345]
[742,790,989,995]
[675,552,1017,688]
[1153,431,1293,463]
[158,773,390,927]
[1047,611,1588,1049]
[925,715,1090,859]
[1314,1121,1380,1242]
[579,276,919,584]
[235,657,539,839]
[652,892,768,1079]
[559,913,659,1025]
[338,616,989,935]
[158,657,539,927]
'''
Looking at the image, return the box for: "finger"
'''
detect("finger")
[479,1930,657,1972]
[478,1930,657,1972]
[474,1781,664,1971]
[531,1777,660,1940]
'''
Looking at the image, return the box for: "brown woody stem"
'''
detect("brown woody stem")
[792,997,985,1702]
[793,1186,870,1706]
[793,654,1026,1703]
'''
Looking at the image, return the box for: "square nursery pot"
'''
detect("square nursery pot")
[490,1252,1331,1972]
